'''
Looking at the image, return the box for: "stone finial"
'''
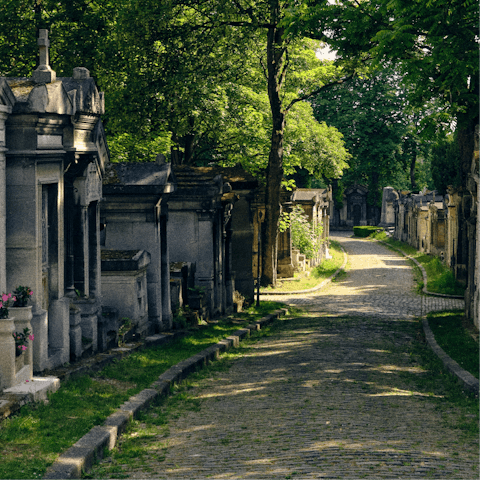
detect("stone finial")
[33,29,56,84]
[73,67,91,80]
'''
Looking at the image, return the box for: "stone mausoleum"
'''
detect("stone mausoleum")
[0,30,108,392]
[101,157,176,333]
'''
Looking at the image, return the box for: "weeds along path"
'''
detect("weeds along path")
[90,233,476,479]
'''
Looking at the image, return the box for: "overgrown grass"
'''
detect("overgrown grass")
[262,241,344,292]
[419,255,465,296]
[0,301,285,480]
[427,310,479,379]
[378,237,465,296]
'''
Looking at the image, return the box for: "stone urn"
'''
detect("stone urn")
[0,316,16,390]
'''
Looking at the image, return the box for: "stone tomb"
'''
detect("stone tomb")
[168,166,236,318]
[330,184,380,228]
[101,250,150,338]
[193,166,260,302]
[379,186,399,228]
[0,30,107,394]
[251,187,295,282]
[291,188,331,268]
[101,158,176,332]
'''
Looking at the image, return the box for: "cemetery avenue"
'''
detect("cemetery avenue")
[89,234,478,479]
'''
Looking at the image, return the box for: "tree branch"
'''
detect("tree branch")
[285,73,356,112]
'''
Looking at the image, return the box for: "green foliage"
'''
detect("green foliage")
[282,205,323,259]
[353,226,383,238]
[368,229,388,241]
[108,132,173,163]
[419,255,466,296]
[430,136,462,194]
[311,69,418,204]
[286,0,478,191]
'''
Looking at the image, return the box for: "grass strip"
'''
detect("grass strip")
[262,240,344,292]
[427,310,479,379]
[0,301,285,480]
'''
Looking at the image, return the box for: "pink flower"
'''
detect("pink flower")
[0,301,3,308]
[2,294,8,302]
[12,296,16,302]
[29,334,34,341]
[17,345,22,350]
[21,345,27,351]
[29,291,33,295]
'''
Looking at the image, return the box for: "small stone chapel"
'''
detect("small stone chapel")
[0,30,108,391]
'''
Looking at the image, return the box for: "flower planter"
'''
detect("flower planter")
[0,317,16,389]
[10,306,33,324]
[15,351,24,372]
[10,306,33,380]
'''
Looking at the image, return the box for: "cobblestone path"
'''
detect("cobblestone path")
[95,234,477,479]
[262,232,465,317]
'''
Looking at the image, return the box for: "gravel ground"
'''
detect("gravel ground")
[93,233,477,480]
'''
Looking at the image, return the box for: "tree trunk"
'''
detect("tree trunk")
[261,1,285,286]
[454,111,478,289]
[409,148,418,192]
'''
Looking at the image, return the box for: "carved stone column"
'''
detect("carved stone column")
[0,106,11,293]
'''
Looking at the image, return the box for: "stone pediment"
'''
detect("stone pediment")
[345,184,368,197]
[7,78,75,115]
[0,78,15,109]
[292,188,328,203]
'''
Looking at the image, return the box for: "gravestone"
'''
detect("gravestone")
[101,250,150,337]
[379,186,399,227]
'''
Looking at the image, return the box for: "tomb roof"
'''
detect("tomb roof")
[292,188,328,202]
[104,161,175,187]
[6,77,75,115]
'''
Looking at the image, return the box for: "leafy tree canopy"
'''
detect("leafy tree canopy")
[284,0,479,190]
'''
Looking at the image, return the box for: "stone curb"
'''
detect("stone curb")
[376,240,475,396]
[422,317,479,396]
[259,244,348,296]
[378,240,464,299]
[43,309,287,479]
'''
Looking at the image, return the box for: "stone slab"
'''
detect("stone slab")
[4,376,59,402]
